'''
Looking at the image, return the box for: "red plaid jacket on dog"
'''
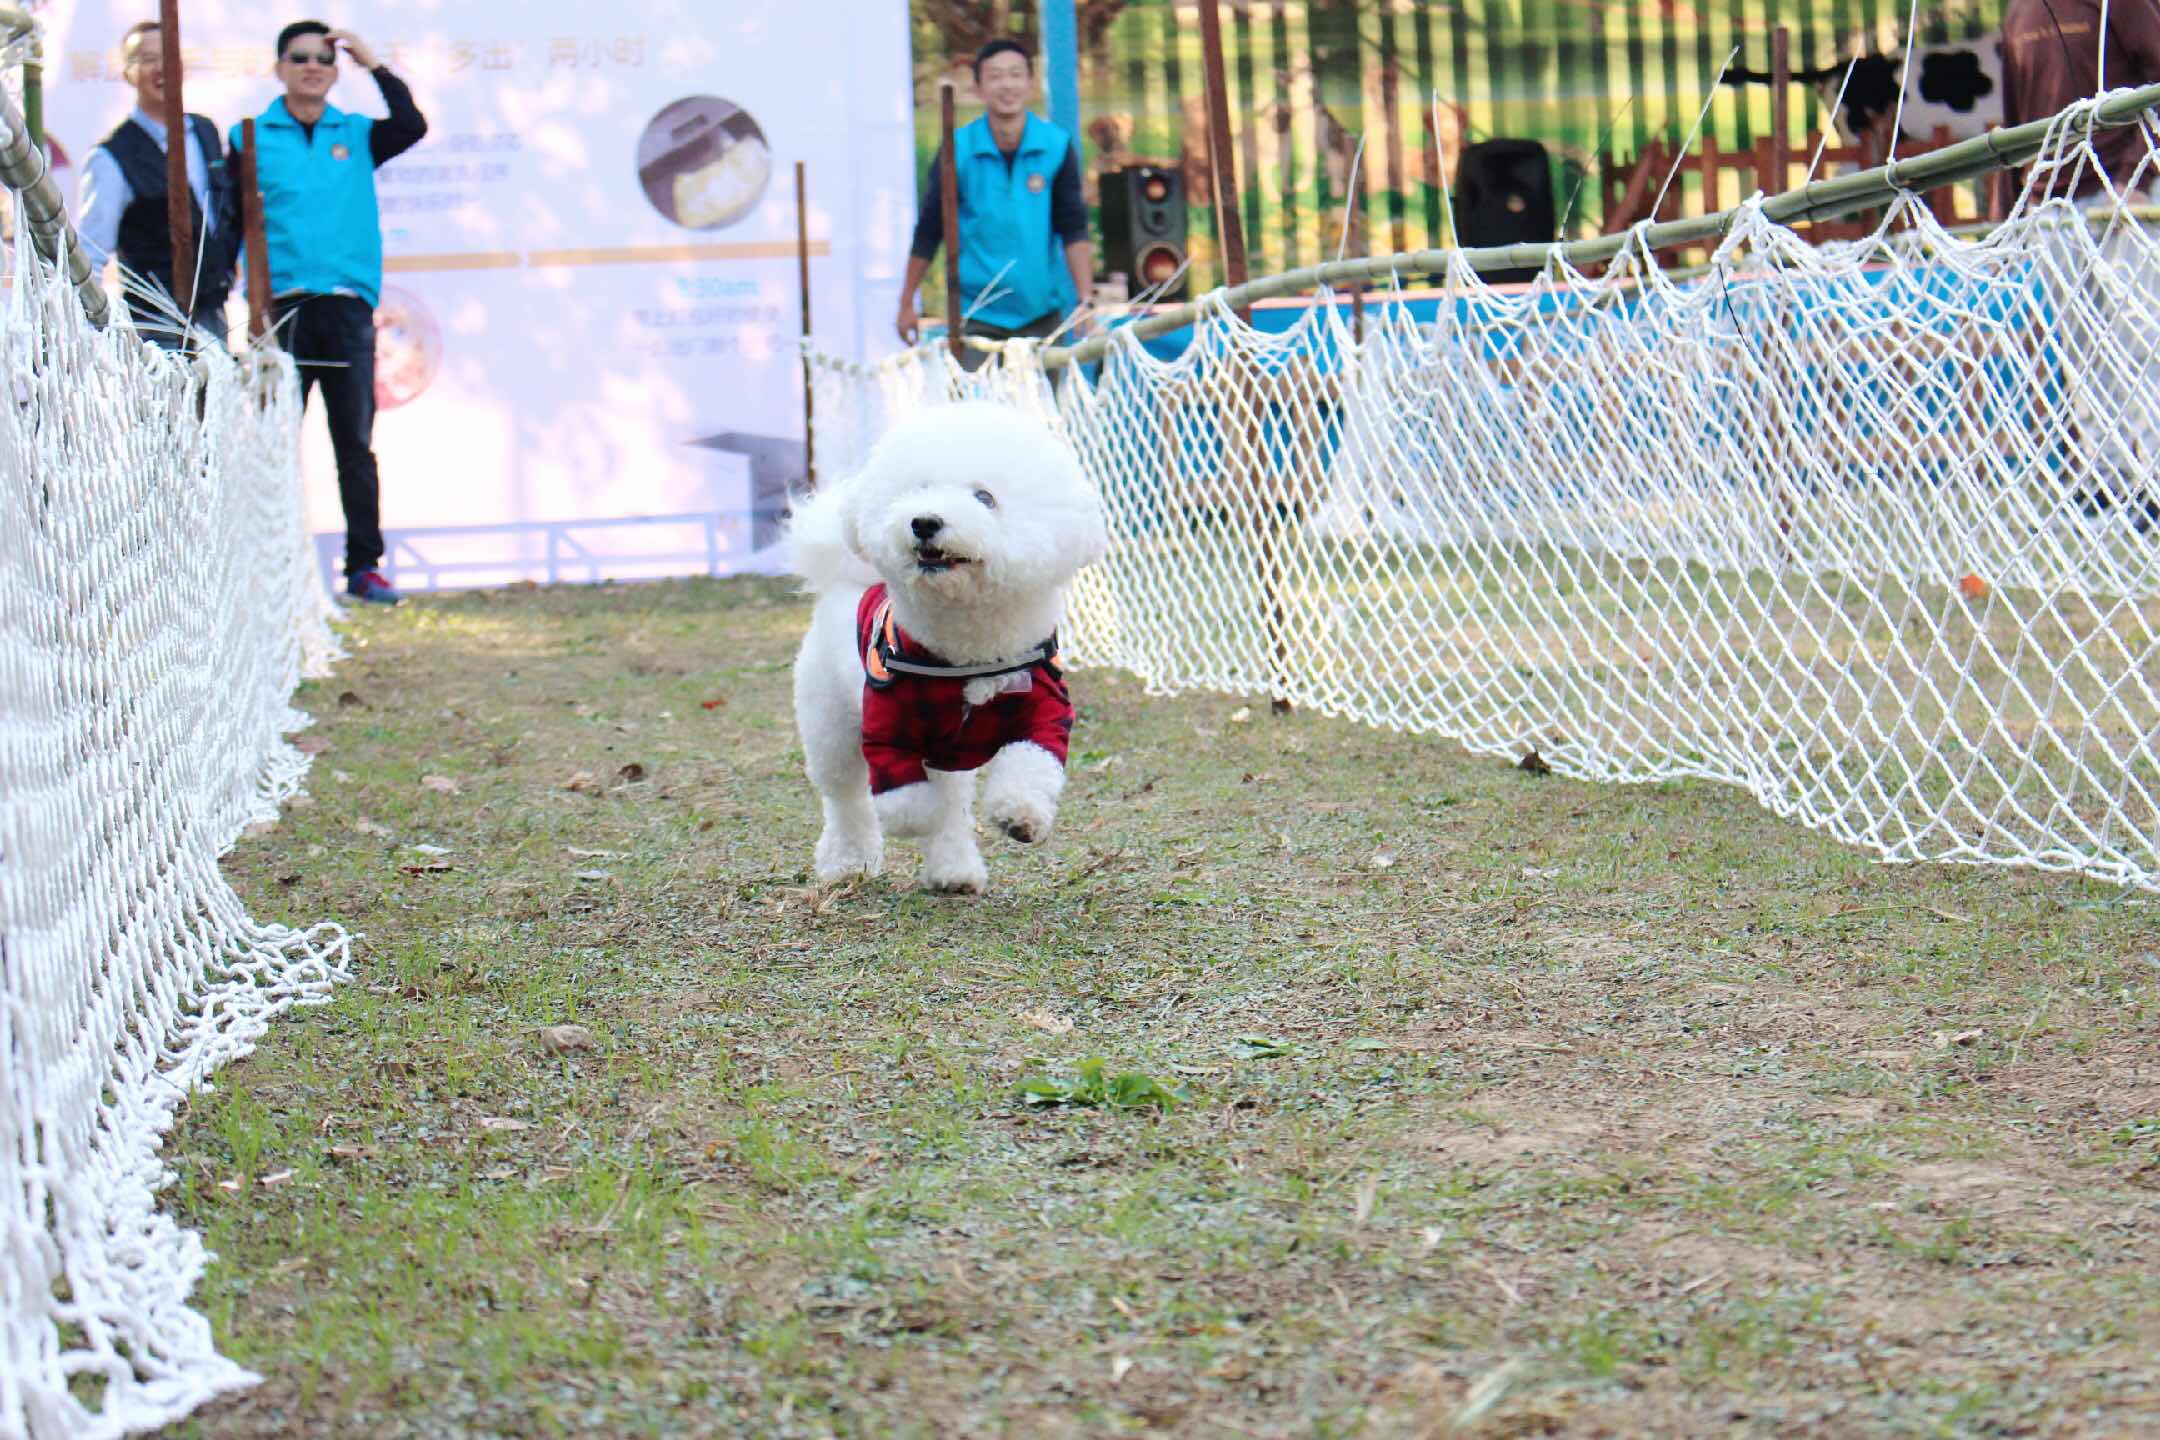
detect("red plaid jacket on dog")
[856,584,1073,795]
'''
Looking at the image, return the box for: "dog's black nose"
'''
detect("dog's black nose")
[911,515,944,541]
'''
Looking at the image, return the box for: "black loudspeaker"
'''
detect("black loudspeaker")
[1454,139,1556,284]
[1098,165,1189,301]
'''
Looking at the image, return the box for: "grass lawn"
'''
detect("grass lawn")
[172,576,2159,1437]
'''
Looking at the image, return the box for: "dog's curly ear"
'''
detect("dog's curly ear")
[839,486,872,563]
[1074,501,1109,570]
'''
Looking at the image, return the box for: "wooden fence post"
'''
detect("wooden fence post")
[239,118,270,342]
[939,80,962,362]
[158,0,195,323]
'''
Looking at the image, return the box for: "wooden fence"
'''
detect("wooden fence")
[911,0,2011,290]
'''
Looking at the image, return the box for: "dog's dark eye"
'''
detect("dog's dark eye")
[973,489,997,510]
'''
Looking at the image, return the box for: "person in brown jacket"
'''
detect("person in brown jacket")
[2003,0,2160,195]
[2002,0,2160,531]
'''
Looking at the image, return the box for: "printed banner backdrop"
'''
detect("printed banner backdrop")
[40,0,915,588]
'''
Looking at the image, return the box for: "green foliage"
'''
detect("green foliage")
[1015,1056,1186,1111]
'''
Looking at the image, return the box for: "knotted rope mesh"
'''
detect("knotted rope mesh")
[810,103,2160,894]
[0,206,347,1434]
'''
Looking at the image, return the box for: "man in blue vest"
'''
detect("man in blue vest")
[897,39,1093,366]
[231,21,427,606]
[77,20,237,349]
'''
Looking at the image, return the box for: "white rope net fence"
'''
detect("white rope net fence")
[810,94,2160,894]
[0,176,348,1439]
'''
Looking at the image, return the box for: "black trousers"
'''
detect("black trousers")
[275,294,382,578]
[126,295,230,354]
[956,307,1066,375]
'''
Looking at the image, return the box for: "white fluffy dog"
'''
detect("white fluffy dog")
[788,402,1108,894]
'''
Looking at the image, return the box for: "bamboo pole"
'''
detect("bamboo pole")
[0,9,38,152]
[21,45,37,150]
[0,69,106,326]
[939,80,962,363]
[1043,80,2160,372]
[239,118,270,341]
[795,159,816,492]
[0,8,39,149]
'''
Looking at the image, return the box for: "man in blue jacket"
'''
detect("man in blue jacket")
[896,39,1093,365]
[232,21,426,605]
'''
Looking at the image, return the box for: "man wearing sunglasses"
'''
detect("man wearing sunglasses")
[231,21,427,606]
[77,20,238,350]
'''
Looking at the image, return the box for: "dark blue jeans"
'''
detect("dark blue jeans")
[275,293,382,578]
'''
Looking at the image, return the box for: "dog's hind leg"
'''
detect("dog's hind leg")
[873,779,943,838]
[980,741,1066,845]
[796,614,882,883]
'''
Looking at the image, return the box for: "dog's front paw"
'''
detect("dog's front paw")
[985,792,1055,845]
[980,743,1065,847]
[923,855,988,895]
[921,834,989,894]
[815,828,882,882]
